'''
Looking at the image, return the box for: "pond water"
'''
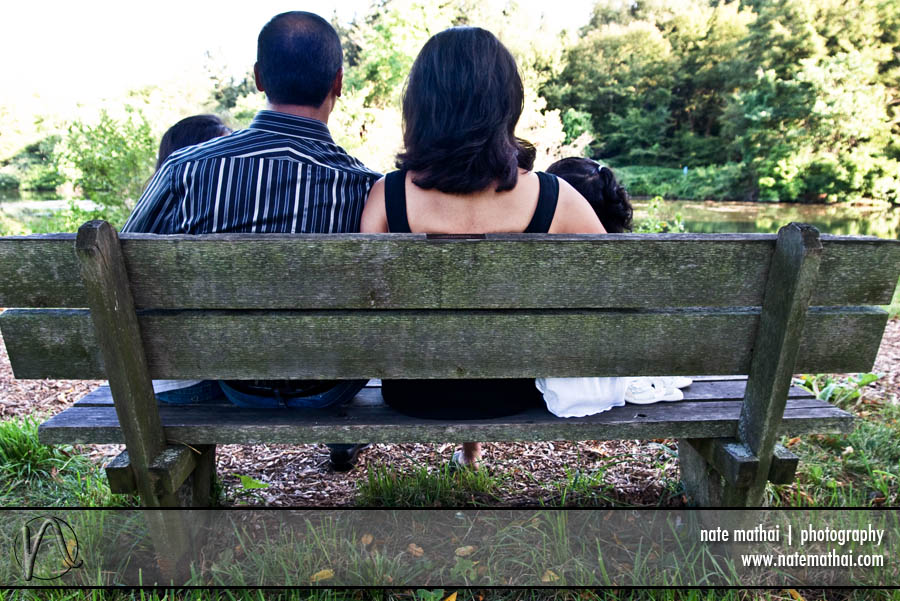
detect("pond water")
[2,196,898,239]
[0,189,63,202]
[634,199,900,238]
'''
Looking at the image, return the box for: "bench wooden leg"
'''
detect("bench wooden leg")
[105,444,216,582]
[678,438,800,506]
[678,439,754,506]
[107,445,218,507]
[188,444,217,507]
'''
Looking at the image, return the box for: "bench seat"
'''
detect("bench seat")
[39,377,852,445]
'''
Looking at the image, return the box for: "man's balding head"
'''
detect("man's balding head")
[256,11,343,108]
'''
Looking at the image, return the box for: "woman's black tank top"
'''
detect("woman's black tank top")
[380,170,559,419]
[383,170,560,234]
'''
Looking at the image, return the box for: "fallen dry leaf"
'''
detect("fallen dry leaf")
[455,545,477,557]
[541,569,560,582]
[361,534,373,546]
[310,568,334,582]
[786,590,806,601]
[442,593,458,601]
[62,539,78,568]
[408,543,424,557]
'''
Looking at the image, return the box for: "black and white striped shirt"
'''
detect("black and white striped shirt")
[123,110,381,235]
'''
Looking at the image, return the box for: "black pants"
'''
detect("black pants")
[382,379,544,420]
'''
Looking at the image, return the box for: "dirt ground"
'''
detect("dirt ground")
[1,318,897,506]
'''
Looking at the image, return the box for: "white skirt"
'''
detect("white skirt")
[535,377,627,418]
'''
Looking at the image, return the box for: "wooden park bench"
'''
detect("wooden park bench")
[1,221,897,514]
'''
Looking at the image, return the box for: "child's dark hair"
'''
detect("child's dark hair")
[546,157,633,233]
[156,114,232,170]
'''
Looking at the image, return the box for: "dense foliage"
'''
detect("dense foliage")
[64,107,157,208]
[543,0,900,202]
[1,0,897,204]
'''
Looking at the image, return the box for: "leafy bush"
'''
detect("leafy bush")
[26,201,132,234]
[614,163,747,200]
[795,373,881,409]
[23,163,66,190]
[0,211,26,235]
[634,196,685,233]
[64,106,156,207]
[3,134,66,191]
[561,108,595,144]
[0,172,19,190]
[1,201,130,236]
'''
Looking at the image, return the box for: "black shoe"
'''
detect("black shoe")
[328,443,370,472]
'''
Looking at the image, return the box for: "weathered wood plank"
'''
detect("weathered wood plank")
[105,450,136,494]
[738,223,823,507]
[0,234,84,307]
[0,309,102,378]
[75,220,169,508]
[2,234,898,309]
[37,397,854,445]
[148,445,199,496]
[3,306,887,380]
[73,380,814,407]
[768,444,800,485]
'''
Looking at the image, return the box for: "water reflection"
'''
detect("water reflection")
[0,189,65,202]
[634,200,900,238]
[2,195,898,239]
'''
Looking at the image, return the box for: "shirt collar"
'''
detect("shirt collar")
[248,110,334,143]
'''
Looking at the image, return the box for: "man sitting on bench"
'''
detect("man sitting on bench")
[122,11,381,471]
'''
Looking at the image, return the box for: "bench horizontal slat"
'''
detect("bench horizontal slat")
[71,380,814,407]
[3,306,886,379]
[37,396,854,445]
[1,234,897,309]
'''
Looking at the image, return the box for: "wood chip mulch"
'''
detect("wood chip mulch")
[1,318,896,507]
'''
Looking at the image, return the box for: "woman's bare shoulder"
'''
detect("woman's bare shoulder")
[549,176,606,234]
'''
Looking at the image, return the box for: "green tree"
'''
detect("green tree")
[64,107,156,207]
[723,52,899,202]
[545,20,676,162]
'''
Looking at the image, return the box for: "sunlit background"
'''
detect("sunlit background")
[2,1,593,108]
[1,0,898,239]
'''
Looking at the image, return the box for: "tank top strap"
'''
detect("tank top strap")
[384,170,412,233]
[524,171,560,234]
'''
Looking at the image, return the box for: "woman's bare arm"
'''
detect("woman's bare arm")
[360,177,389,233]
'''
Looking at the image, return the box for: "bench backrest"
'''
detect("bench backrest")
[1,227,897,381]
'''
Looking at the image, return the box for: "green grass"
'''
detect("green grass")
[0,415,134,507]
[888,277,900,319]
[2,590,898,601]
[355,464,503,507]
[353,450,681,508]
[769,374,899,507]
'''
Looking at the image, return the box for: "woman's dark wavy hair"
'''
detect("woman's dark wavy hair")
[156,114,231,170]
[397,27,536,194]
[547,158,633,233]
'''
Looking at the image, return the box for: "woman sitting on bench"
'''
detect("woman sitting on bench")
[360,26,606,467]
